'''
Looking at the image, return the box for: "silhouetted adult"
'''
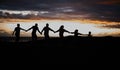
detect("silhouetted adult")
[41,23,55,39]
[71,29,82,37]
[56,25,70,38]
[27,23,41,41]
[12,24,26,42]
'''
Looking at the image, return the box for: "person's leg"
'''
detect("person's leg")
[34,34,37,40]
[32,33,34,41]
[60,33,63,38]
[45,34,49,39]
[16,35,20,42]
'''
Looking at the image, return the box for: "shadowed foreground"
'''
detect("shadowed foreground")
[0,36,119,48]
[0,36,120,64]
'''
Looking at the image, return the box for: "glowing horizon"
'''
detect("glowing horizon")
[0,19,120,37]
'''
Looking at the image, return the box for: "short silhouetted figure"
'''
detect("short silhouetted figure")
[41,23,55,39]
[71,29,82,37]
[27,23,41,41]
[88,31,92,37]
[56,25,70,38]
[12,24,26,42]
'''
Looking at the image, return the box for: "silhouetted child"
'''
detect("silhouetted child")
[71,29,82,37]
[88,31,92,37]
[27,23,41,41]
[12,24,26,42]
[55,25,70,38]
[41,23,55,39]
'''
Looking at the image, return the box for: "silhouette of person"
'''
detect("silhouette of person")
[12,24,26,42]
[55,25,70,38]
[41,23,55,39]
[88,31,92,37]
[27,23,41,41]
[71,29,82,37]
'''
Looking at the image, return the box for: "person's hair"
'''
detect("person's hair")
[60,25,64,29]
[17,24,20,27]
[75,29,78,32]
[35,23,38,26]
[46,23,49,26]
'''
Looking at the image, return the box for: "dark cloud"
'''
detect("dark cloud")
[0,0,120,22]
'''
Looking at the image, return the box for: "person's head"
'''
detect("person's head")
[89,31,91,35]
[75,29,78,33]
[60,25,64,29]
[46,23,49,27]
[35,23,38,27]
[17,24,20,27]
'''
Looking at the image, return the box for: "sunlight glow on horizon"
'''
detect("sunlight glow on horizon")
[1,20,119,37]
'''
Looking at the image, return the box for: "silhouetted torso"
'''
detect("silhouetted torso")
[31,26,39,34]
[59,28,66,38]
[74,31,79,37]
[13,24,25,42]
[88,31,92,37]
[15,27,21,36]
[42,27,51,38]
[30,26,39,41]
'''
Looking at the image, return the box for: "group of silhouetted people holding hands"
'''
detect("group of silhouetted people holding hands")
[12,23,92,42]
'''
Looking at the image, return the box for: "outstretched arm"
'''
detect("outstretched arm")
[26,27,33,31]
[55,29,59,33]
[64,29,70,33]
[37,28,42,34]
[41,27,44,34]
[20,28,27,31]
[70,32,74,34]
[78,33,83,35]
[49,28,55,33]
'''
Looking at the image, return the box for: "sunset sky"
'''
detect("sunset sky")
[0,0,120,37]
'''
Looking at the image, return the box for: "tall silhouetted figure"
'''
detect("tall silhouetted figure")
[27,23,41,41]
[71,29,82,37]
[41,23,55,39]
[56,25,70,38]
[88,31,92,37]
[12,24,26,42]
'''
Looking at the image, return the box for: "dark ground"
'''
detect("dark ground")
[0,36,120,64]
